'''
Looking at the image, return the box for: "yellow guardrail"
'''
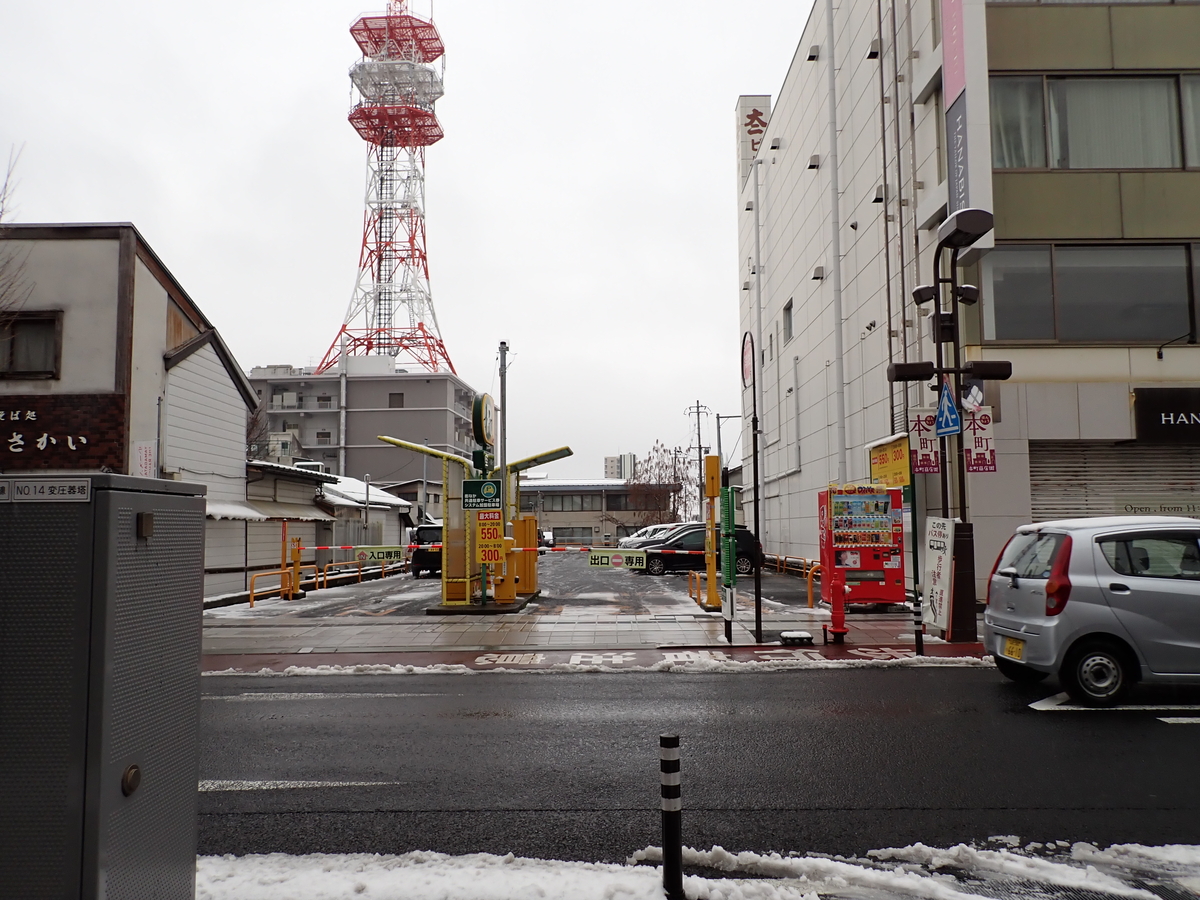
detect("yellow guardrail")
[807,563,822,609]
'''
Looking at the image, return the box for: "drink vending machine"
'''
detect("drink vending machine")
[818,484,906,623]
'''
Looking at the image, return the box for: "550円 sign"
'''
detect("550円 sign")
[475,510,505,564]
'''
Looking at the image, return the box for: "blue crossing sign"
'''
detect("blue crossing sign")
[935,380,962,437]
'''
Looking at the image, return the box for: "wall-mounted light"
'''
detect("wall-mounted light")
[808,45,820,60]
[873,185,885,203]
[812,266,825,281]
[742,281,751,291]
[808,155,820,169]
[745,200,754,211]
[867,39,880,59]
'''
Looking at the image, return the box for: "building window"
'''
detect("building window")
[519,494,537,511]
[0,312,60,378]
[1050,78,1179,169]
[317,395,332,409]
[316,431,332,445]
[389,392,405,408]
[782,300,794,342]
[992,75,1199,170]
[544,494,601,512]
[552,527,593,545]
[983,244,1195,343]
[990,76,1046,169]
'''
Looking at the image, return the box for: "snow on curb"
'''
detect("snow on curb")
[196,849,818,900]
[202,655,994,677]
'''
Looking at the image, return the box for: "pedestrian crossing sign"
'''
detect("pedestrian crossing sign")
[935,380,962,437]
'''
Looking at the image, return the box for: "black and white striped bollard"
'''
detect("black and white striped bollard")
[660,734,684,900]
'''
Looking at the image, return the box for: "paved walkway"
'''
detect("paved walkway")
[202,557,984,672]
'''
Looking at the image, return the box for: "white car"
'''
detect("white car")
[618,523,676,547]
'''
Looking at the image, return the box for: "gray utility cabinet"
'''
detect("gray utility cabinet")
[0,474,207,900]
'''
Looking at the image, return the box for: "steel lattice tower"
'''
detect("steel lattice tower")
[317,0,455,374]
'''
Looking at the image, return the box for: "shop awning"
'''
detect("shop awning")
[246,500,336,522]
[206,500,268,521]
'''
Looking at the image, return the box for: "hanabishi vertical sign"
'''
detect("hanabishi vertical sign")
[939,0,992,223]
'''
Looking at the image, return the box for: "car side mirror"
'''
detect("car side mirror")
[998,566,1018,588]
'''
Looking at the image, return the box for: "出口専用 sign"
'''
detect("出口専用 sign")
[588,550,646,569]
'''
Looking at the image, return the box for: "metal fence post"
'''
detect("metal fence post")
[660,734,684,900]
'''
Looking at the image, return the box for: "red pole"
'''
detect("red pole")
[829,569,849,644]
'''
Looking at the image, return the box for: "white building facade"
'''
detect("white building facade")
[738,1,1200,595]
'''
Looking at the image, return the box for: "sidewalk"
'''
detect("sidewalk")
[202,574,984,672]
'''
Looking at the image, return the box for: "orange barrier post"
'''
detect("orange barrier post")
[807,563,821,609]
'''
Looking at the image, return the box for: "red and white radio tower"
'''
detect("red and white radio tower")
[317,0,455,374]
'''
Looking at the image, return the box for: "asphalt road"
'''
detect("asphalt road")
[198,668,1200,863]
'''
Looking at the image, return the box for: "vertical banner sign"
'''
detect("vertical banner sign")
[474,510,504,565]
[736,95,771,183]
[922,517,955,631]
[907,409,941,474]
[962,406,996,473]
[941,0,968,213]
[720,486,736,588]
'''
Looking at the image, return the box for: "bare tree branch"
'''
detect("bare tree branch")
[625,439,695,525]
[0,146,33,332]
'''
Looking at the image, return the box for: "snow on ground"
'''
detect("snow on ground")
[202,655,995,677]
[196,841,1200,900]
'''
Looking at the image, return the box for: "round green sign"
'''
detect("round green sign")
[472,393,496,448]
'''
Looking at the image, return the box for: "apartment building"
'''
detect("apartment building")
[737,0,1200,594]
[248,358,477,516]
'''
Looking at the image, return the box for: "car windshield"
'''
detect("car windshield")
[996,531,1065,579]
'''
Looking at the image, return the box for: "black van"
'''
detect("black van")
[410,524,443,578]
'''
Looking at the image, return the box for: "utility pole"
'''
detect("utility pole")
[686,401,711,519]
[499,341,509,533]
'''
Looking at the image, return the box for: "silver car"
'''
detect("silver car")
[984,516,1200,705]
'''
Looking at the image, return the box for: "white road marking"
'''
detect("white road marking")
[199,780,404,792]
[1030,692,1200,712]
[204,692,449,701]
[1157,717,1200,724]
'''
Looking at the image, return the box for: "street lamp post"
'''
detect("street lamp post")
[888,208,1012,643]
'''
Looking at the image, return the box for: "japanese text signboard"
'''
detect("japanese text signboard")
[354,546,405,563]
[736,95,771,182]
[588,550,646,569]
[869,436,911,488]
[475,510,504,565]
[462,479,502,510]
[907,409,941,474]
[1,393,126,472]
[921,517,954,632]
[962,406,996,473]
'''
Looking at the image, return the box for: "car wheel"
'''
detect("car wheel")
[994,655,1049,684]
[646,557,667,576]
[1060,640,1132,707]
[735,555,754,576]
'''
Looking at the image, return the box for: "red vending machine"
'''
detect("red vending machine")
[818,484,906,606]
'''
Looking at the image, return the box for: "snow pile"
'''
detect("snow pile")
[870,842,1156,898]
[203,655,994,677]
[195,841,1200,900]
[196,850,819,900]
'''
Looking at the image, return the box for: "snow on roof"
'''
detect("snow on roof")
[325,475,412,510]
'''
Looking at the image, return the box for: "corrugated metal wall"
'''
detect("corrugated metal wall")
[1030,441,1200,520]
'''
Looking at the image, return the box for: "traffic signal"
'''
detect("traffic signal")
[965,360,1013,380]
[887,361,935,382]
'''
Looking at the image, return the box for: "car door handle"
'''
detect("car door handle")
[1109,583,1131,593]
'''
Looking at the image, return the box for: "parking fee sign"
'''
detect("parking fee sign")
[475,510,504,564]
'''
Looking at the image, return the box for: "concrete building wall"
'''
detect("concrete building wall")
[738,2,1200,600]
[0,238,119,396]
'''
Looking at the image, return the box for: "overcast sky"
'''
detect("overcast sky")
[0,0,813,479]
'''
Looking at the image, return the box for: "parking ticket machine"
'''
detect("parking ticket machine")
[818,484,906,606]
